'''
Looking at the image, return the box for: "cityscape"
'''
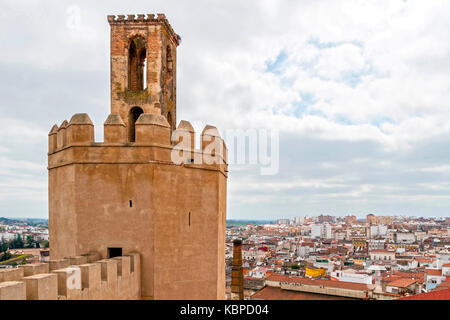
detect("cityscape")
[0,218,49,267]
[225,214,450,300]
[2,214,449,300]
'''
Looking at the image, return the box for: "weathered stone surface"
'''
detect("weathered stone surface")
[0,281,26,300]
[20,263,50,277]
[24,273,57,300]
[48,259,70,271]
[0,268,24,283]
[47,14,228,301]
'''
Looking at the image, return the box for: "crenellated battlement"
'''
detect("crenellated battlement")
[107,13,180,45]
[0,253,141,300]
[48,113,228,176]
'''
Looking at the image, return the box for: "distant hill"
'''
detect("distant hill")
[0,217,48,226]
[226,219,276,226]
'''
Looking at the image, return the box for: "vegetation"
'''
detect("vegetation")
[0,235,48,262]
[25,235,40,248]
[9,235,24,249]
[0,238,8,254]
[0,254,32,265]
[0,217,48,227]
[114,82,151,105]
[120,89,152,105]
[0,251,11,262]
[1,234,44,250]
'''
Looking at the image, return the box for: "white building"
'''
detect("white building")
[367,239,386,251]
[311,224,321,238]
[370,225,387,238]
[429,253,450,269]
[369,250,395,261]
[0,232,16,240]
[311,224,332,239]
[395,232,415,244]
[277,219,290,225]
[330,271,373,285]
[334,232,346,241]
[294,216,305,225]
[248,267,268,279]
[442,263,450,277]
[425,268,445,291]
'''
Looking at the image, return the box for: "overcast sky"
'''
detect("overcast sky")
[1,0,450,219]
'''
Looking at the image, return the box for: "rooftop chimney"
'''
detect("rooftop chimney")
[231,239,244,300]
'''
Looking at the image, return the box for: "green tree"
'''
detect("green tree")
[0,237,8,254]
[25,236,35,248]
[10,235,24,249]
[0,251,12,262]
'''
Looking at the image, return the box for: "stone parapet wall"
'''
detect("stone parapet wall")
[0,252,141,300]
[107,14,179,46]
[48,113,227,176]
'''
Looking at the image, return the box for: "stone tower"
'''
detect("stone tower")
[108,13,179,140]
[48,14,228,300]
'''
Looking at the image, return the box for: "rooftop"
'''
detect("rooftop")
[396,288,450,300]
[386,278,417,288]
[267,274,369,291]
[425,269,442,276]
[251,286,357,300]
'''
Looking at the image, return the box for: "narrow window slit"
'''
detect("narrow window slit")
[189,212,191,226]
[129,200,133,208]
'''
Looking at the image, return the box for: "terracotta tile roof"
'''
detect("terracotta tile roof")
[433,281,450,291]
[416,258,434,263]
[266,274,290,282]
[266,274,369,291]
[396,288,450,300]
[393,271,425,282]
[442,263,450,267]
[386,278,417,288]
[244,276,265,281]
[425,269,442,276]
[382,275,401,282]
[301,242,315,247]
[251,286,357,300]
[370,250,393,253]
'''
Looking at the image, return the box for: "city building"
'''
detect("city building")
[366,214,377,225]
[311,224,332,239]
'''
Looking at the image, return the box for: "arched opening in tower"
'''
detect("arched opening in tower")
[128,37,147,92]
[128,106,144,142]
[166,45,173,73]
[166,45,173,97]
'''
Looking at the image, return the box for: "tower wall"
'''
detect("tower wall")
[48,114,228,300]
[109,14,179,137]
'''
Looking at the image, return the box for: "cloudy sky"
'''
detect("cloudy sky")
[1,0,450,219]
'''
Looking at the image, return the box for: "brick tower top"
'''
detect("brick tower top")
[108,14,180,142]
